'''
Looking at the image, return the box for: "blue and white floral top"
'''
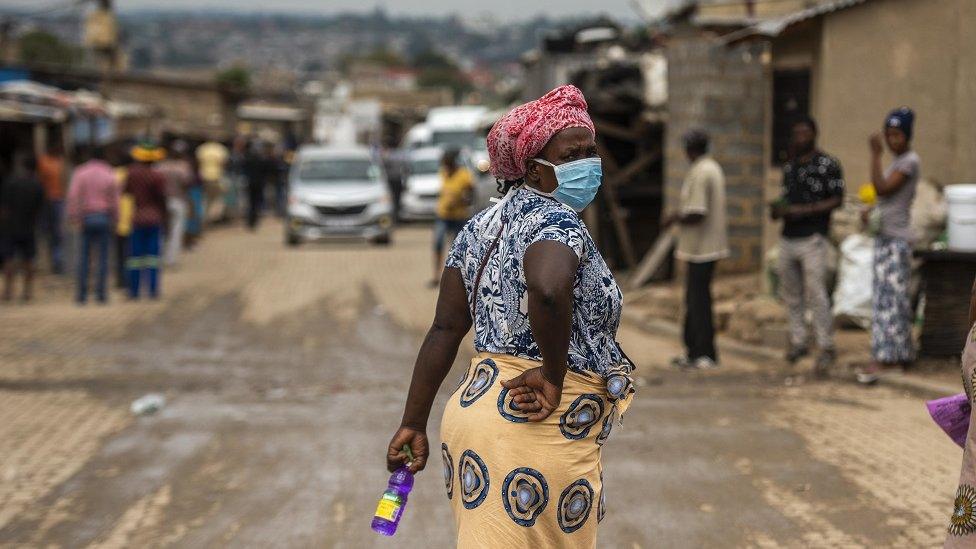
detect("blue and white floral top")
[446,188,624,377]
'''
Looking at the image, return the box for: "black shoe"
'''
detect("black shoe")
[814,349,835,378]
[785,346,809,364]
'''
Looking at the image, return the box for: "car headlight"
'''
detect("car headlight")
[476,159,491,173]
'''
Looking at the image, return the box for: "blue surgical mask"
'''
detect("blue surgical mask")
[532,157,603,211]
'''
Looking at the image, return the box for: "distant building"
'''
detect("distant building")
[348,61,418,93]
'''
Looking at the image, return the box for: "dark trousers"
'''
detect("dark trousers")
[683,260,717,361]
[128,225,161,299]
[246,181,265,229]
[77,213,111,303]
[115,233,129,289]
[41,199,65,273]
[273,182,286,218]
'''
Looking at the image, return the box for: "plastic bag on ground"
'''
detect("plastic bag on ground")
[832,233,875,329]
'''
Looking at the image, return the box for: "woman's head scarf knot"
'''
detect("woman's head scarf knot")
[487,85,595,182]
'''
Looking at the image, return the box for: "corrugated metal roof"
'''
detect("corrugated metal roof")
[721,0,872,43]
[755,0,869,35]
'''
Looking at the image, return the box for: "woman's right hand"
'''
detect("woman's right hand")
[869,133,884,156]
[386,426,429,474]
[501,367,563,422]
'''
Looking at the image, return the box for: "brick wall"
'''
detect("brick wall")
[665,29,767,273]
[104,79,235,139]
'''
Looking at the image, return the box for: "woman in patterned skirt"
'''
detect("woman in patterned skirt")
[946,279,976,545]
[385,85,635,547]
[858,107,921,384]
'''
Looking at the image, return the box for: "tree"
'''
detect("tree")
[18,30,81,66]
[411,48,454,70]
[216,65,251,92]
[362,47,406,68]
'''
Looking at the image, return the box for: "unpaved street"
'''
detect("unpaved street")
[0,222,962,547]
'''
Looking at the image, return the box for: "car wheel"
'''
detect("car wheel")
[286,232,301,247]
[372,233,392,246]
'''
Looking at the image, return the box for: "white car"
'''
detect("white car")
[285,146,394,245]
[400,146,447,221]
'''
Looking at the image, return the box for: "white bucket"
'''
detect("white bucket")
[945,184,976,251]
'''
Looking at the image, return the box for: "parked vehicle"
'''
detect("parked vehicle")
[399,146,445,221]
[285,146,393,245]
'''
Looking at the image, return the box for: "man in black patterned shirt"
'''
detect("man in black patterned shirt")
[771,117,844,376]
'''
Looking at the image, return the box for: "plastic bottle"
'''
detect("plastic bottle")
[371,445,415,536]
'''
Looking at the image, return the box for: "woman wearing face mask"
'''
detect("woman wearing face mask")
[385,85,635,547]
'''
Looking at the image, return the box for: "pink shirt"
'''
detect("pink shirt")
[66,160,120,224]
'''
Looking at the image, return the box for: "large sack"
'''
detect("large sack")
[832,234,875,328]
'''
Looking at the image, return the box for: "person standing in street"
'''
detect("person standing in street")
[665,129,729,371]
[156,140,192,267]
[0,153,45,302]
[771,117,845,377]
[429,148,473,287]
[66,146,119,305]
[125,143,167,300]
[385,85,635,547]
[36,141,66,274]
[858,107,920,384]
[111,144,133,290]
[225,135,248,221]
[196,139,228,222]
[244,142,273,231]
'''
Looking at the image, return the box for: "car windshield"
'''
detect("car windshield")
[431,130,479,149]
[410,159,441,175]
[298,159,373,182]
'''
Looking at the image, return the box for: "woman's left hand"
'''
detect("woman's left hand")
[502,367,562,422]
[860,207,873,225]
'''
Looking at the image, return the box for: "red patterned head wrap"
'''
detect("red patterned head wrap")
[487,84,595,182]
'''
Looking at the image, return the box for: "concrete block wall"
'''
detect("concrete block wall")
[665,32,767,273]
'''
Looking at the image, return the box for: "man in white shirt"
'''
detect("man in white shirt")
[663,129,729,370]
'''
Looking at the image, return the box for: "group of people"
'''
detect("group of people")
[663,107,919,385]
[0,137,232,305]
[769,107,919,384]
[65,141,186,303]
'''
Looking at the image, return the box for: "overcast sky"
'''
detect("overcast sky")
[7,0,685,23]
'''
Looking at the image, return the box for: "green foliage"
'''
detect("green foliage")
[215,66,251,91]
[18,31,81,66]
[411,49,454,70]
[362,47,406,68]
